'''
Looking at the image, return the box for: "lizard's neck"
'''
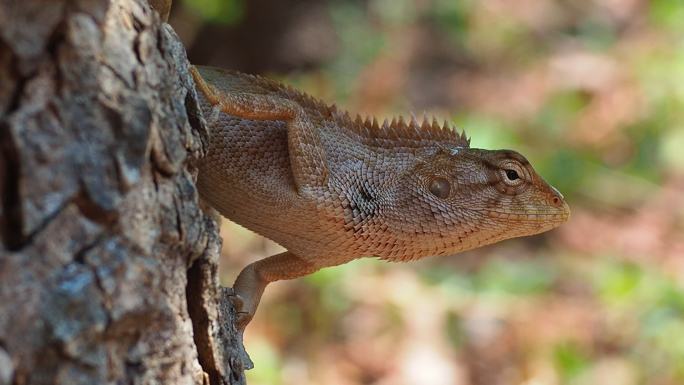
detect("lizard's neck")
[325,155,439,260]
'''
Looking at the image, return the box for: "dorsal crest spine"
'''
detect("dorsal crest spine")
[333,110,470,149]
[223,69,470,148]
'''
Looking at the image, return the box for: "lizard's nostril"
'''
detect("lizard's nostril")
[552,196,561,206]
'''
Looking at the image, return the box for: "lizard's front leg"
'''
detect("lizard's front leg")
[191,65,329,191]
[232,251,319,330]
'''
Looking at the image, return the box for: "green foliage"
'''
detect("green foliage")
[475,257,557,296]
[591,259,684,380]
[444,310,466,348]
[326,2,386,101]
[554,342,592,382]
[245,337,283,385]
[650,0,684,32]
[428,0,471,45]
[422,256,558,301]
[595,260,643,304]
[181,0,244,24]
[536,91,591,135]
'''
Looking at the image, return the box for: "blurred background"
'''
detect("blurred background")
[171,1,684,384]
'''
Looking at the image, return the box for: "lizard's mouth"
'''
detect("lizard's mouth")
[485,201,571,225]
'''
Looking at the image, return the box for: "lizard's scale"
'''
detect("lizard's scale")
[191,65,570,331]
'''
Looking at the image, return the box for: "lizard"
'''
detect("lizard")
[190,65,571,332]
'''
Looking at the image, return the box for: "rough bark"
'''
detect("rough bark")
[0,0,248,384]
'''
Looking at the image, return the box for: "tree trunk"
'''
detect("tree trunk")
[0,0,248,384]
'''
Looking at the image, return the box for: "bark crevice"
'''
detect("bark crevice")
[0,118,22,250]
[185,216,251,385]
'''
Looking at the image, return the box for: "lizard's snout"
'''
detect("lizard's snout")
[547,184,570,222]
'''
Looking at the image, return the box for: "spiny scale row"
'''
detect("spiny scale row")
[242,71,470,147]
[336,110,470,147]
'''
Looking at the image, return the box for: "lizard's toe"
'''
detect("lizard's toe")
[228,293,254,330]
[228,292,245,311]
[235,311,253,332]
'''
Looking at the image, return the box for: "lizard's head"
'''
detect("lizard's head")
[389,147,570,256]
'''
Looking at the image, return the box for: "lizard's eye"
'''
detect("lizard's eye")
[429,177,451,199]
[505,169,519,181]
[499,161,525,187]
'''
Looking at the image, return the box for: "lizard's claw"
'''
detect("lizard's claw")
[228,292,255,331]
[228,291,245,310]
[221,288,254,370]
[235,312,253,332]
[231,262,267,332]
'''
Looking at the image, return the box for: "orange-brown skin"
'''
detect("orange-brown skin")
[191,66,570,330]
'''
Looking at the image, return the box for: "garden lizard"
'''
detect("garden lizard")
[190,66,570,331]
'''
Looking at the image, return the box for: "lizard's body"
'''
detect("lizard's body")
[196,68,479,264]
[191,66,570,329]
